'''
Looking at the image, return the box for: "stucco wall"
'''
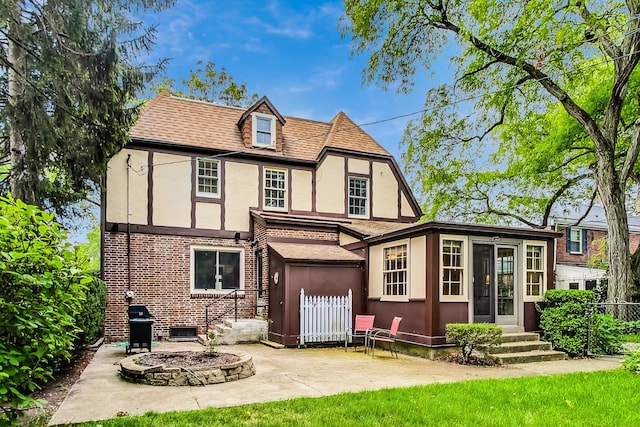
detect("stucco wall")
[316,155,345,214]
[348,158,369,175]
[152,153,191,227]
[106,149,148,224]
[400,193,414,217]
[225,162,259,232]
[372,162,398,219]
[195,202,221,230]
[290,169,313,211]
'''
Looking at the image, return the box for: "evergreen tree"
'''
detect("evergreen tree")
[0,0,174,212]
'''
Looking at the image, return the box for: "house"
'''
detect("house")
[551,204,640,292]
[102,92,559,347]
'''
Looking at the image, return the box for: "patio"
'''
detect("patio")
[49,341,621,425]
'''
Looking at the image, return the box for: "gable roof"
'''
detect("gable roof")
[237,96,286,126]
[130,92,390,162]
[551,203,640,233]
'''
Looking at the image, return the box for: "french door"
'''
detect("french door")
[473,244,518,325]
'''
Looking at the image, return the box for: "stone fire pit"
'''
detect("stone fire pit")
[120,351,255,386]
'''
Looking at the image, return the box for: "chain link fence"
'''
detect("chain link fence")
[586,302,640,356]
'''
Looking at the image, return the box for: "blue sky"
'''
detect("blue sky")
[141,0,452,161]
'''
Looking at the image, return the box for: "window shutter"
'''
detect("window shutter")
[566,227,572,252]
[582,229,588,254]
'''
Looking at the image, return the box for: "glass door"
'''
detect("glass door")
[496,246,517,325]
[473,244,494,323]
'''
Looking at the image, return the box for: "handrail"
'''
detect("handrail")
[204,289,266,333]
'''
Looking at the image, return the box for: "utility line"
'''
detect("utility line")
[130,47,640,174]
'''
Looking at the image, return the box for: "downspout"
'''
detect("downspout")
[126,154,132,296]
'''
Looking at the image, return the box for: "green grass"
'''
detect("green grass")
[77,370,638,427]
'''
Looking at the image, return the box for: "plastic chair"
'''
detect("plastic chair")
[347,315,375,352]
[369,317,403,358]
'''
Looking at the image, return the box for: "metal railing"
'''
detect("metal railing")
[204,289,266,333]
[586,301,640,356]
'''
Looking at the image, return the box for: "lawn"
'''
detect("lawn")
[77,370,637,427]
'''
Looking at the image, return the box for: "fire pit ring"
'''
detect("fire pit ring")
[119,351,255,386]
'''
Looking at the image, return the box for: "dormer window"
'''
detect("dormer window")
[252,113,276,148]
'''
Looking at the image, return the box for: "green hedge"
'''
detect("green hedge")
[75,275,107,345]
[0,196,90,424]
[537,290,595,356]
[445,323,502,361]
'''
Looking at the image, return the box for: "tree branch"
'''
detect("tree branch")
[431,8,611,158]
[571,189,598,227]
[578,1,621,60]
[541,173,592,227]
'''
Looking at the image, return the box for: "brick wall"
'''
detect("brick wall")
[103,224,341,342]
[556,227,640,265]
[103,232,257,342]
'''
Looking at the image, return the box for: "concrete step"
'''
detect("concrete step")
[212,319,268,345]
[488,340,552,354]
[501,332,540,343]
[500,325,525,334]
[491,349,567,364]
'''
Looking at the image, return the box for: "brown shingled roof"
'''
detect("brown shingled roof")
[268,242,364,262]
[130,93,390,161]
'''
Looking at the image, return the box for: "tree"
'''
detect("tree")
[342,0,640,301]
[0,0,174,213]
[150,60,259,107]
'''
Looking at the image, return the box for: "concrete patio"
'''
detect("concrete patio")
[49,342,621,425]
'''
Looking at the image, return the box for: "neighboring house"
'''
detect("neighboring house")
[551,204,640,292]
[102,92,559,347]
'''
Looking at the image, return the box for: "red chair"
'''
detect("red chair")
[348,315,375,352]
[369,317,402,358]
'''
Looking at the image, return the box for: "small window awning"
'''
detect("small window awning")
[268,243,364,263]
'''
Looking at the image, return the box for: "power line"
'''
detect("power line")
[129,35,640,173]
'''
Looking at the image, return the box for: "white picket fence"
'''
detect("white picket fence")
[299,288,352,347]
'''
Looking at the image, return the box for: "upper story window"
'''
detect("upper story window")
[440,235,467,301]
[196,158,219,197]
[383,244,407,297]
[252,113,276,148]
[191,246,243,293]
[524,242,546,300]
[264,168,287,210]
[567,227,586,254]
[348,177,369,218]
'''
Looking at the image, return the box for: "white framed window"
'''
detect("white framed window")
[191,246,244,294]
[196,158,219,197]
[524,241,546,301]
[567,227,584,254]
[440,235,468,302]
[383,244,408,299]
[264,168,287,210]
[252,113,276,148]
[348,177,369,218]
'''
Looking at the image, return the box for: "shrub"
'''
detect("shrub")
[590,313,623,355]
[0,196,91,424]
[537,290,595,356]
[75,275,107,345]
[445,323,502,362]
[622,351,640,374]
[620,320,640,335]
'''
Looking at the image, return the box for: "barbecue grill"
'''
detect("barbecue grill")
[126,305,154,354]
